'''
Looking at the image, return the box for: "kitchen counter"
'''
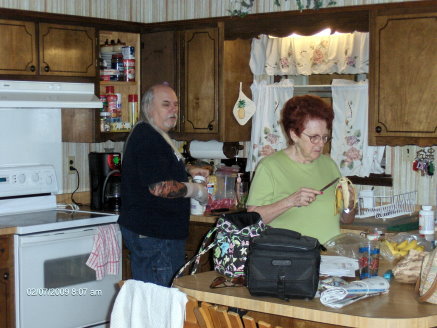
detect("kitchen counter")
[174,270,437,328]
[190,211,420,234]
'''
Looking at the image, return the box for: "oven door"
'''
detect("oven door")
[15,225,122,328]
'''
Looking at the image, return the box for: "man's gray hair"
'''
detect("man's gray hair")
[139,86,156,124]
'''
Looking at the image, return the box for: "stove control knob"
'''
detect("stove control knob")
[45,175,53,185]
[32,172,40,183]
[18,173,25,184]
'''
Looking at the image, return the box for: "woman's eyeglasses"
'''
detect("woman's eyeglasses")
[209,276,246,288]
[302,132,332,144]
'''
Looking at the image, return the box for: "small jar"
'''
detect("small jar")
[100,112,111,132]
[191,175,206,216]
[111,54,124,81]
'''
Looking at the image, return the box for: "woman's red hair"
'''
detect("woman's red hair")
[281,95,334,145]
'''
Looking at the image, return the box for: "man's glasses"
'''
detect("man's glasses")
[302,132,332,144]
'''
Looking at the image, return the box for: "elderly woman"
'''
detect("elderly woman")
[246,95,355,244]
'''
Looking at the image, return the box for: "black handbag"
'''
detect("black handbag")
[246,228,324,300]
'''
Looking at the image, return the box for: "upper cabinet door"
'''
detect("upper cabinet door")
[39,23,96,77]
[0,19,37,75]
[369,11,437,146]
[181,28,219,135]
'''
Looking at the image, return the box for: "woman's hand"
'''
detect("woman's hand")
[248,187,322,224]
[287,187,323,208]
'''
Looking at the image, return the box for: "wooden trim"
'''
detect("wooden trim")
[348,173,393,187]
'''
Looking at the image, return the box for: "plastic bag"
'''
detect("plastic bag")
[380,233,429,262]
[324,233,364,260]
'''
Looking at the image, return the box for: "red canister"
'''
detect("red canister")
[106,86,118,118]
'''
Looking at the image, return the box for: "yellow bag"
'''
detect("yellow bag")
[416,247,437,303]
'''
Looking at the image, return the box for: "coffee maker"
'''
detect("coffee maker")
[89,152,122,211]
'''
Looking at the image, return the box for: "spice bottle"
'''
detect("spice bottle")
[191,175,206,216]
[105,86,118,119]
[111,54,124,81]
[100,112,111,132]
[128,94,139,126]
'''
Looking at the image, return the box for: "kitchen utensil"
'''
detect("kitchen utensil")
[320,178,339,192]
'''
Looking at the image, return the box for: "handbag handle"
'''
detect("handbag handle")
[416,249,437,302]
[173,226,218,280]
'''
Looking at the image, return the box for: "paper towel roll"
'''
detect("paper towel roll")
[189,140,228,159]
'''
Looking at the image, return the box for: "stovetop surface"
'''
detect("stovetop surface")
[0,209,119,234]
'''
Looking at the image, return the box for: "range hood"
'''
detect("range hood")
[0,80,103,108]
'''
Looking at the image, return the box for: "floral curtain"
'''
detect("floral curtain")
[246,79,293,172]
[250,32,369,76]
[330,79,385,177]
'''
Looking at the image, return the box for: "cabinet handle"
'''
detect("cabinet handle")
[208,124,214,131]
[375,126,382,133]
[3,272,8,280]
[44,65,50,72]
[30,65,36,72]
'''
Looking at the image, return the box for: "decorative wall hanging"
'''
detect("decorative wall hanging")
[413,148,435,177]
[233,82,256,125]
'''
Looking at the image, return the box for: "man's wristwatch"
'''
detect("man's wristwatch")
[343,208,351,214]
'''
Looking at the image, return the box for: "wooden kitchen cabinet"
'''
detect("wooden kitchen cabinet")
[39,23,96,77]
[63,30,141,143]
[0,19,96,77]
[0,19,37,75]
[97,30,141,142]
[179,28,219,135]
[141,24,252,142]
[0,236,14,328]
[369,9,437,146]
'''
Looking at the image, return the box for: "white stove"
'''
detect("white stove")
[0,164,118,234]
[0,165,121,328]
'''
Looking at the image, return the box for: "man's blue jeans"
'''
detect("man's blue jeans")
[120,226,186,287]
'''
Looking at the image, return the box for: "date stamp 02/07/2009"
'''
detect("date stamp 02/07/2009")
[26,287,103,297]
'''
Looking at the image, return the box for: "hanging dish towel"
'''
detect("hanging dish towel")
[86,224,120,280]
[110,280,187,328]
[330,79,385,177]
[233,82,256,126]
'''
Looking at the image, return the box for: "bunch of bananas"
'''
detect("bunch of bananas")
[334,177,357,214]
[382,239,425,258]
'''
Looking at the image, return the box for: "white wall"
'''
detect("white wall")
[0,0,411,23]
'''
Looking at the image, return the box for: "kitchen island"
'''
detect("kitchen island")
[174,270,437,328]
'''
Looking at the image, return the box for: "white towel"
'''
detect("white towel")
[86,224,120,280]
[110,280,188,328]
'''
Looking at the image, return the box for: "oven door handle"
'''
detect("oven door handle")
[17,227,99,246]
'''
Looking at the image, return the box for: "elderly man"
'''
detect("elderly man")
[118,84,209,286]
